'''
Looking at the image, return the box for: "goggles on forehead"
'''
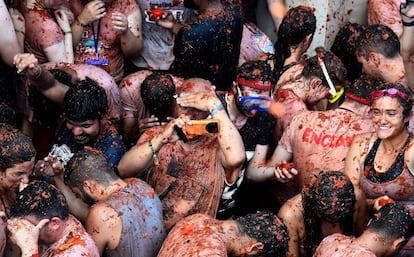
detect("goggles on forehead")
[317,56,344,103]
[371,88,409,102]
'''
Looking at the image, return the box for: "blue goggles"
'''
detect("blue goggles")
[238,96,272,111]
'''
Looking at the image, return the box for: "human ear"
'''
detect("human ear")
[392,236,406,250]
[369,52,380,66]
[246,242,264,255]
[83,180,96,195]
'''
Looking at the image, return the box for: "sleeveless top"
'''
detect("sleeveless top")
[104,178,166,257]
[359,134,414,256]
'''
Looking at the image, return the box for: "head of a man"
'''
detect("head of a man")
[63,78,108,145]
[341,74,383,116]
[234,60,274,117]
[64,147,118,205]
[232,211,289,257]
[0,124,35,192]
[176,78,214,120]
[302,47,347,104]
[10,181,69,244]
[368,203,414,257]
[355,24,400,78]
[302,171,355,254]
[141,72,176,122]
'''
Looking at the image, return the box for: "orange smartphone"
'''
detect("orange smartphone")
[184,119,220,136]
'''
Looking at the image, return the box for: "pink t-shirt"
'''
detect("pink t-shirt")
[313,233,375,257]
[72,0,139,82]
[23,6,64,64]
[280,108,373,190]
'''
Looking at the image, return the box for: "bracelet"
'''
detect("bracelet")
[15,30,25,35]
[75,17,87,27]
[64,31,72,34]
[402,20,414,27]
[207,103,224,119]
[32,254,39,257]
[148,140,159,166]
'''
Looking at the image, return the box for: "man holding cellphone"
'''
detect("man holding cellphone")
[118,78,245,230]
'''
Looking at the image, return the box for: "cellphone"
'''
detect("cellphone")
[48,144,74,167]
[184,119,220,136]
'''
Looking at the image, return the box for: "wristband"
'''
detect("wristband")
[148,140,159,166]
[15,30,25,35]
[64,31,72,34]
[75,17,87,27]
[207,103,224,119]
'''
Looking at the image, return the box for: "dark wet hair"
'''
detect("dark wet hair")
[65,147,118,189]
[29,69,75,125]
[0,104,17,128]
[0,123,36,172]
[302,47,347,87]
[141,73,176,120]
[369,203,414,242]
[63,77,108,122]
[237,60,275,88]
[355,24,400,60]
[344,74,384,105]
[302,171,355,257]
[11,181,69,220]
[235,210,289,257]
[273,5,316,75]
[331,22,366,81]
[372,83,413,118]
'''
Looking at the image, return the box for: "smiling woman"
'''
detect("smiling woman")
[344,83,414,256]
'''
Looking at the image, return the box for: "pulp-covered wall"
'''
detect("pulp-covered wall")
[256,0,368,52]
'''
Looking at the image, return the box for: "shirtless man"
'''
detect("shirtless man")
[314,203,414,257]
[7,181,99,257]
[157,211,289,257]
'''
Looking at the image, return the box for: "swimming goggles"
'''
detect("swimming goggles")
[238,96,272,111]
[317,56,344,104]
[371,88,409,102]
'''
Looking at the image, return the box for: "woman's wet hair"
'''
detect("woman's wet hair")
[331,22,366,81]
[372,83,413,118]
[302,171,355,256]
[0,123,36,172]
[273,5,316,75]
[141,72,176,121]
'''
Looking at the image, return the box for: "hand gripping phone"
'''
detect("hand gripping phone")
[174,119,220,142]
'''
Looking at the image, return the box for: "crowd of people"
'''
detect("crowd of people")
[1,0,414,256]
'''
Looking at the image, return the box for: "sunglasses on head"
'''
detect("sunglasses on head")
[371,88,409,102]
